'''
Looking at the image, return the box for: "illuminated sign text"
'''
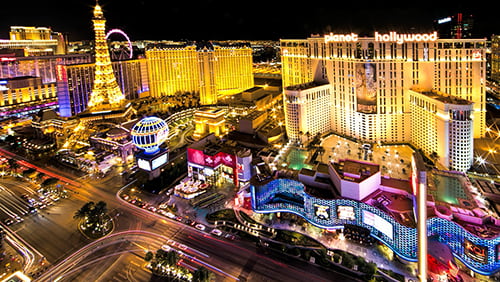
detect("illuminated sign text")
[375,31,438,44]
[324,31,438,45]
[324,33,358,43]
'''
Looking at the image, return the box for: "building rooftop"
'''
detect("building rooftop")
[284,81,329,91]
[412,88,472,105]
[334,159,380,183]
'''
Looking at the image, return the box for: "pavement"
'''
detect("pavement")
[0,240,24,279]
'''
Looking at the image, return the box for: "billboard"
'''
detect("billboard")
[464,238,488,264]
[314,204,330,220]
[152,153,168,170]
[362,210,393,240]
[137,158,151,171]
[337,205,356,220]
[187,148,236,169]
[355,63,377,114]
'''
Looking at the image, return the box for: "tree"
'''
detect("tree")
[165,250,179,266]
[430,151,439,163]
[74,201,111,234]
[192,267,213,282]
[144,251,153,262]
[74,201,95,220]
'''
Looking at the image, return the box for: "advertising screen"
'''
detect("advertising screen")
[464,238,488,264]
[362,210,393,240]
[497,243,500,262]
[314,204,330,220]
[137,158,151,171]
[152,153,168,170]
[337,206,356,220]
[355,63,377,114]
[187,148,205,166]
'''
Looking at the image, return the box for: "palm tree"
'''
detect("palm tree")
[74,201,95,220]
[74,201,110,233]
[192,267,213,282]
[165,250,179,266]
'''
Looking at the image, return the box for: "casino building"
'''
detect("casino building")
[146,42,253,105]
[281,32,486,172]
[251,156,500,276]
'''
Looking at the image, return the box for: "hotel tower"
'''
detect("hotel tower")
[282,32,486,171]
[86,2,125,111]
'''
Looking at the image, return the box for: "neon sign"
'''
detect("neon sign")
[324,33,358,43]
[374,32,438,44]
[324,31,438,45]
[464,238,488,264]
[438,17,452,24]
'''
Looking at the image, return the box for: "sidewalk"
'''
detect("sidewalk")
[0,241,24,279]
[242,207,417,281]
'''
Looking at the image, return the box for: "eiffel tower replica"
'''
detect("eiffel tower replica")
[79,2,135,124]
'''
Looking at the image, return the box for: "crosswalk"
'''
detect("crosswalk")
[105,255,151,282]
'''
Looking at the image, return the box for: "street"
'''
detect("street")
[0,149,361,281]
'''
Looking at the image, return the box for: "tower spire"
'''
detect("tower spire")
[87,1,125,111]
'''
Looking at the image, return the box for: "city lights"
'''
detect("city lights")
[0,2,498,282]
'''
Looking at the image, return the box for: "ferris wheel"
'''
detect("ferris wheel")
[105,28,133,61]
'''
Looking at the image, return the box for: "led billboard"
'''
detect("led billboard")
[355,63,377,114]
[362,210,393,240]
[337,205,356,221]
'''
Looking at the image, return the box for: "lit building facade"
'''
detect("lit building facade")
[0,26,66,56]
[281,33,486,143]
[282,33,486,172]
[434,13,474,39]
[192,108,227,140]
[492,35,500,83]
[146,42,253,104]
[0,76,58,118]
[187,134,252,188]
[56,59,148,117]
[283,82,331,141]
[409,89,474,172]
[251,157,500,276]
[0,54,92,84]
[86,3,125,111]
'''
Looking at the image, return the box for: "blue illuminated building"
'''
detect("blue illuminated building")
[251,159,500,276]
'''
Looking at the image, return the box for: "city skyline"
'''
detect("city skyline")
[1,1,500,281]
[0,1,498,41]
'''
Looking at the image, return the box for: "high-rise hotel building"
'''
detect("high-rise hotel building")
[146,42,253,105]
[409,89,474,172]
[282,32,486,171]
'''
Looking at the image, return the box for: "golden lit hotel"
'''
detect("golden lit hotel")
[146,42,253,104]
[282,32,486,171]
[0,26,66,56]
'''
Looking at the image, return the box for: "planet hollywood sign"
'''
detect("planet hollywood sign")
[324,31,438,44]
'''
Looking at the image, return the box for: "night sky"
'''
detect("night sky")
[0,1,497,41]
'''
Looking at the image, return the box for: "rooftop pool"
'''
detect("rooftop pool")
[286,148,313,171]
[428,173,469,205]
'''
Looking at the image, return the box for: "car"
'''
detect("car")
[224,233,236,240]
[175,216,183,222]
[148,206,157,212]
[3,219,14,226]
[210,229,222,236]
[195,223,206,231]
[165,212,176,219]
